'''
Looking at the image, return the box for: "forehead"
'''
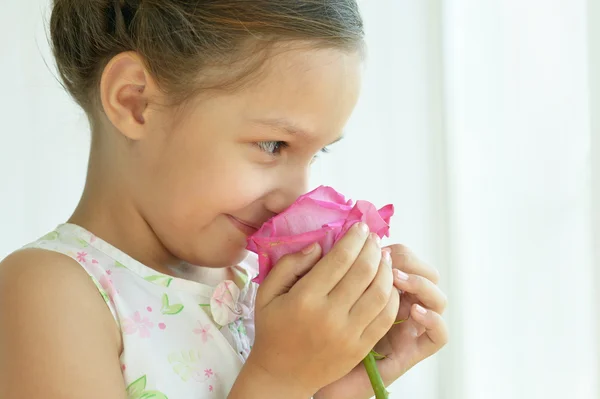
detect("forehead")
[237,45,363,137]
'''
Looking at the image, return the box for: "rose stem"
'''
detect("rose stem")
[363,352,389,399]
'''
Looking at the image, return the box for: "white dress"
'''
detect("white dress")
[23,223,258,398]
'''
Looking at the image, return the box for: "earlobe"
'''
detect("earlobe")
[100,52,156,140]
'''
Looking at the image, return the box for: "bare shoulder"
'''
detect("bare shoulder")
[0,248,126,399]
[0,248,120,328]
[1,247,98,286]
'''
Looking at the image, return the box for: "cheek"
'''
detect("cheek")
[191,172,264,213]
[152,151,270,224]
[134,118,274,228]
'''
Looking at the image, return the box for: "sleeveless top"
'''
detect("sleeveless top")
[23,223,259,398]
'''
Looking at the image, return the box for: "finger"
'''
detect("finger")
[396,291,412,319]
[393,271,447,314]
[412,305,449,357]
[349,251,395,329]
[384,244,440,284]
[296,222,370,295]
[360,283,400,347]
[257,243,322,308]
[328,233,382,307]
[392,317,424,340]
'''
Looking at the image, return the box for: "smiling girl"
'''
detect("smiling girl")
[0,1,448,398]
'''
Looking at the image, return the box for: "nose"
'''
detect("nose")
[264,167,310,215]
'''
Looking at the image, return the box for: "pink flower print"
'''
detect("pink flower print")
[98,274,118,299]
[122,311,154,338]
[213,281,235,306]
[193,322,213,343]
[209,385,214,392]
[158,323,166,330]
[204,369,213,378]
[210,280,242,326]
[76,251,88,263]
[90,234,97,243]
[92,259,99,264]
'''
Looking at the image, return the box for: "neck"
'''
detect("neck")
[68,146,178,276]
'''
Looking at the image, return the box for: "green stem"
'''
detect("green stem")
[363,352,388,399]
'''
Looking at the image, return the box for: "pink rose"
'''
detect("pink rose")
[247,186,394,284]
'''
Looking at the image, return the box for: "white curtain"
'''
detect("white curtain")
[1,1,598,399]
[438,1,597,399]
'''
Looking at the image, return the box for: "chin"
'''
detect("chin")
[175,221,251,267]
[190,245,249,268]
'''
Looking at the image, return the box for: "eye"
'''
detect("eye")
[256,141,288,156]
[312,146,331,161]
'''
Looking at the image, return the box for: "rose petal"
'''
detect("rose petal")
[378,204,394,223]
[247,186,395,284]
[297,186,352,205]
[250,228,335,283]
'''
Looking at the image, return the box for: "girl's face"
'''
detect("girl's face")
[114,47,362,268]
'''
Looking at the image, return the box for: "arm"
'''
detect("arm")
[0,249,126,399]
[227,357,312,399]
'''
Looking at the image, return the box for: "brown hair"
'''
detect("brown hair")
[50,0,364,116]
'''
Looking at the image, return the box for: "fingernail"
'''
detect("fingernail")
[415,304,427,315]
[382,250,391,264]
[394,269,409,281]
[356,222,369,236]
[370,233,381,247]
[302,243,317,255]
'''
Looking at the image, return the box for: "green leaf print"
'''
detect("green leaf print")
[126,375,147,398]
[115,261,128,269]
[126,375,168,399]
[168,350,203,382]
[237,271,249,286]
[139,392,168,399]
[76,238,89,248]
[198,303,212,317]
[144,275,173,287]
[161,293,184,315]
[100,289,110,304]
[41,231,59,241]
[237,321,247,336]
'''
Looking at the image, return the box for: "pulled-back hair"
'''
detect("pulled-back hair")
[50,0,365,115]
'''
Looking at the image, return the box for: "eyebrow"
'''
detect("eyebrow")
[251,117,345,145]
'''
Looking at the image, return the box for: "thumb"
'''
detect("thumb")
[257,243,322,307]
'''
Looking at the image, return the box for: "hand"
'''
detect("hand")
[315,244,448,399]
[243,223,400,397]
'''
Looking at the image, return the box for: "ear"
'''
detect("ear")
[99,52,160,141]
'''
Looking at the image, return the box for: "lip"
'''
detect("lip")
[227,215,260,236]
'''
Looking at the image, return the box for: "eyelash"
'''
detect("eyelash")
[256,141,330,157]
[256,141,288,155]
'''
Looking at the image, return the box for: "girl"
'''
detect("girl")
[0,1,448,398]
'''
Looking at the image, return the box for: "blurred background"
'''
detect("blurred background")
[1,0,598,398]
